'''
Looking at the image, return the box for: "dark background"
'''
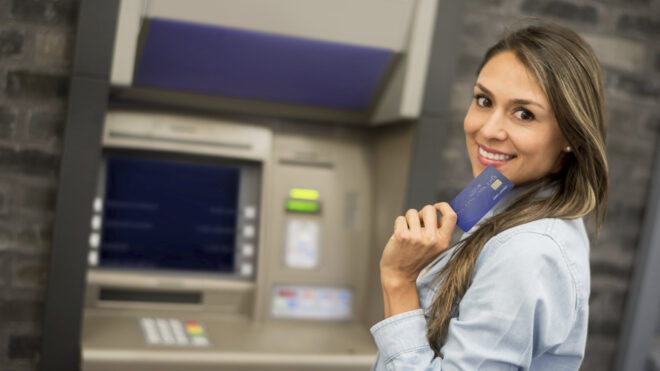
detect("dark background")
[0,0,658,370]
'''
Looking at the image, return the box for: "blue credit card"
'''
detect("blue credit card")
[450,165,514,232]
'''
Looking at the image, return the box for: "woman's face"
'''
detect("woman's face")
[464,51,567,185]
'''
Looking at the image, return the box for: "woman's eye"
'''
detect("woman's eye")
[475,95,491,107]
[514,108,535,121]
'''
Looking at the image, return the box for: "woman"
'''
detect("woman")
[371,22,608,370]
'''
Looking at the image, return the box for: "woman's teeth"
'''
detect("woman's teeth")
[479,146,515,161]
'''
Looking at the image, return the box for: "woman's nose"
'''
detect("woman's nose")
[480,111,507,141]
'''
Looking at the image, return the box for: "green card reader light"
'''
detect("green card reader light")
[286,188,321,213]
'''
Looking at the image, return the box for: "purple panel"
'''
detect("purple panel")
[133,18,394,111]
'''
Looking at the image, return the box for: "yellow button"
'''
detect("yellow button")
[187,325,203,335]
[289,188,319,200]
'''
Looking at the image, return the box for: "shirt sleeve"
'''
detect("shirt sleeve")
[370,231,578,371]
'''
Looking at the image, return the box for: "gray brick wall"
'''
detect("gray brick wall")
[444,0,660,370]
[0,0,77,370]
[0,0,657,370]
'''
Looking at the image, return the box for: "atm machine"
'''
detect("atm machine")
[75,1,447,370]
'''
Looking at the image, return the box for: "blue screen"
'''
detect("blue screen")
[99,157,239,272]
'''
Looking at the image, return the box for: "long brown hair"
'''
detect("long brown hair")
[426,21,609,356]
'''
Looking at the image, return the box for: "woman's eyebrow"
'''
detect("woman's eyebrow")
[475,83,545,110]
[475,83,494,97]
[511,98,545,110]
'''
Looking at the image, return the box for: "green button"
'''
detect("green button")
[286,199,320,213]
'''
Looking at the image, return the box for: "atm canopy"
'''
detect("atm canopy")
[111,0,439,124]
[134,18,393,111]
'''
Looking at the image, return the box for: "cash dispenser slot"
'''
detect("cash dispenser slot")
[99,288,203,304]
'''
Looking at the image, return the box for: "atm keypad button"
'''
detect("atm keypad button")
[140,318,162,345]
[169,319,189,345]
[156,318,176,345]
[192,336,209,346]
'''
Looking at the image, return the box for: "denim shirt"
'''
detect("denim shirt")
[370,189,591,371]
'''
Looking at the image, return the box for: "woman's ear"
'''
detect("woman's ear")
[551,143,572,175]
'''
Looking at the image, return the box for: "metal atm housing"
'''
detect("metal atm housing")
[61,0,460,370]
[82,110,403,370]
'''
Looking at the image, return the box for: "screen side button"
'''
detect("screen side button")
[242,243,254,257]
[240,263,253,276]
[243,224,255,238]
[244,206,257,220]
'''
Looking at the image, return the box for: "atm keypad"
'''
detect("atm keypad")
[139,318,210,347]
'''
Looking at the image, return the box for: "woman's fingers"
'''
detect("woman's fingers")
[394,215,408,236]
[434,202,457,238]
[421,205,437,237]
[405,208,421,233]
[391,204,455,247]
[381,204,455,282]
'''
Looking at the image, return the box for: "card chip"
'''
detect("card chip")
[491,179,503,190]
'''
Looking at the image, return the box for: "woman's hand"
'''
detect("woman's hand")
[379,202,457,317]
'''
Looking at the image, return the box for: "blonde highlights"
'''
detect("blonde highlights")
[427,22,609,356]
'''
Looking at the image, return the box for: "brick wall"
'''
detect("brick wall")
[0,0,77,370]
[443,0,660,370]
[0,0,658,370]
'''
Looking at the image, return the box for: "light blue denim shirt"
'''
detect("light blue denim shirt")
[370,188,591,371]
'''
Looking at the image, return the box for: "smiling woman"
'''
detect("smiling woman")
[464,51,569,185]
[371,21,609,371]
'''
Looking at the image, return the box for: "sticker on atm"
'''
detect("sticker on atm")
[271,286,352,320]
[285,219,320,269]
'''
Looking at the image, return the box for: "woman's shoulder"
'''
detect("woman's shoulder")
[476,217,591,305]
[488,217,590,257]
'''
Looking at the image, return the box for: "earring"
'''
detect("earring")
[565,145,572,152]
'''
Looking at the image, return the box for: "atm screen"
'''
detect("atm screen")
[99,157,240,272]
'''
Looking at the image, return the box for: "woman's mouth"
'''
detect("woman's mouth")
[477,145,516,166]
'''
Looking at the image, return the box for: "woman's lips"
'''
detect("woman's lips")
[477,144,516,167]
